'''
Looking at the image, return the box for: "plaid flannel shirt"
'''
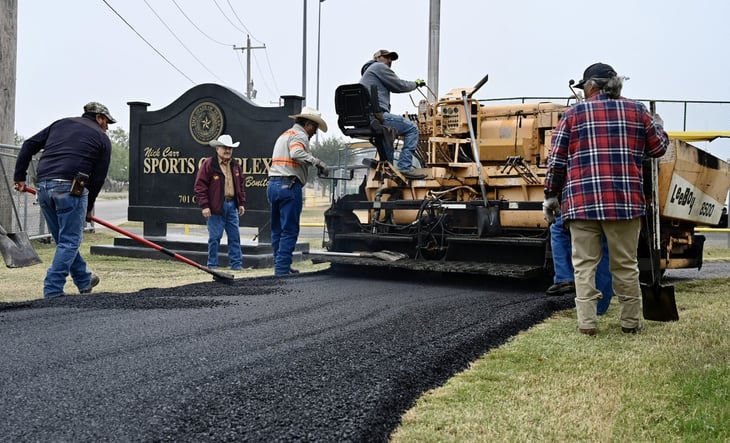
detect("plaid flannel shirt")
[544,93,669,221]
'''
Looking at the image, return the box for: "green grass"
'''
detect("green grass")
[0,231,327,303]
[391,276,730,442]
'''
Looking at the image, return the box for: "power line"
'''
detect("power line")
[220,1,280,98]
[225,0,264,45]
[101,0,195,84]
[172,0,233,47]
[211,0,249,37]
[209,0,281,99]
[143,0,226,83]
[250,51,276,98]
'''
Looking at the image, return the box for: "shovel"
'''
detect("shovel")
[23,187,234,283]
[307,250,407,262]
[0,223,43,268]
[640,158,679,321]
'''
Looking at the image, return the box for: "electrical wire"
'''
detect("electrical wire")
[217,0,281,97]
[143,0,226,84]
[101,0,195,84]
[211,0,248,36]
[225,0,262,44]
[172,0,233,47]
[250,51,277,98]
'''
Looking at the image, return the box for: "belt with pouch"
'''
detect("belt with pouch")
[270,176,300,184]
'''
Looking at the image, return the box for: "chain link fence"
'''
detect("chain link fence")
[0,143,49,239]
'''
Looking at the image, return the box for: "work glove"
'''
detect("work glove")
[652,113,664,128]
[415,79,426,88]
[315,159,329,177]
[542,197,560,224]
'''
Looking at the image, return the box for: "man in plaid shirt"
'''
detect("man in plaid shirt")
[544,63,669,336]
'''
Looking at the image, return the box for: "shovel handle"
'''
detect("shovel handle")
[22,187,234,282]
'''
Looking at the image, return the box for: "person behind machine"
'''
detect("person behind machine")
[268,107,329,276]
[544,62,668,336]
[549,213,613,316]
[13,102,115,299]
[194,134,247,270]
[360,49,426,180]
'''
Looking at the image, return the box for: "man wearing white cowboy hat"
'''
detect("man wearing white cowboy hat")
[194,134,247,270]
[267,107,328,276]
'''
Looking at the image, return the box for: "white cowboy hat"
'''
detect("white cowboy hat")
[288,107,328,133]
[209,134,240,148]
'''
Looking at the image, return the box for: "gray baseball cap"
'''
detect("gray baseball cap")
[373,49,399,61]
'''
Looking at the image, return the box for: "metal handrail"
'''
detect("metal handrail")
[477,97,730,131]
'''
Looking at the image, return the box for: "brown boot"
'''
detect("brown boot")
[579,328,596,336]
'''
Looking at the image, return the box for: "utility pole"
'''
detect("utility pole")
[233,35,265,100]
[427,0,440,102]
[1,0,18,232]
[302,0,307,105]
[1,0,18,144]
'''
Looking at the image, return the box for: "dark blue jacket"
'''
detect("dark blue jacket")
[14,113,112,211]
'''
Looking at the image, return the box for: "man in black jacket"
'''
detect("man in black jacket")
[14,102,115,298]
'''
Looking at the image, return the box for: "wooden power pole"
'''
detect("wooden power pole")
[233,35,265,100]
[1,0,18,144]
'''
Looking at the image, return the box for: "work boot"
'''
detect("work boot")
[546,281,575,296]
[621,324,643,334]
[399,168,426,180]
[579,328,596,336]
[80,273,100,294]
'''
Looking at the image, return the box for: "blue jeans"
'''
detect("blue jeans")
[551,216,613,315]
[267,177,303,275]
[37,180,94,298]
[382,112,419,172]
[206,200,242,269]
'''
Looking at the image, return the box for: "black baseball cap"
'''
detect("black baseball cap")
[574,62,617,89]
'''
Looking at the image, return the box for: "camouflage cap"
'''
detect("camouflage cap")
[83,102,117,124]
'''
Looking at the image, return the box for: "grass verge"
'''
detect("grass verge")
[391,275,730,442]
[0,231,327,303]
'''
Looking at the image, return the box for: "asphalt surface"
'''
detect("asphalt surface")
[1,267,575,442]
[2,262,728,442]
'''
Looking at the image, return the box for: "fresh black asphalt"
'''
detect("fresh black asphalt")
[1,263,727,442]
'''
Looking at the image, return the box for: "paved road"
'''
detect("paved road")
[2,261,728,441]
[0,269,572,442]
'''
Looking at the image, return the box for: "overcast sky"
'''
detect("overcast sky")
[14,0,730,158]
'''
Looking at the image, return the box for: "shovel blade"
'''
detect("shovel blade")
[371,250,408,262]
[0,231,43,268]
[641,281,679,322]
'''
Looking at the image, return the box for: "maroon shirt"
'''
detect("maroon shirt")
[194,156,247,215]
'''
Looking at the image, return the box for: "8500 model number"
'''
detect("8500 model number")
[698,202,715,218]
[663,174,723,224]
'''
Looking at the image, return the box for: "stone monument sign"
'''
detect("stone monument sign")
[127,83,303,241]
